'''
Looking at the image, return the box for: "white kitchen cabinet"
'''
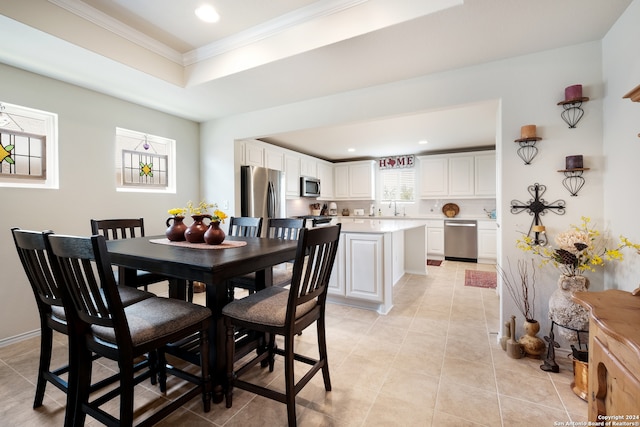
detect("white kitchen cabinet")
[264,147,284,171]
[344,233,384,303]
[244,140,264,167]
[448,155,474,196]
[426,220,444,259]
[284,154,301,197]
[419,156,448,197]
[317,161,334,199]
[334,165,350,198]
[300,156,317,178]
[419,151,495,199]
[474,153,496,196]
[334,161,375,200]
[477,220,497,263]
[327,237,345,296]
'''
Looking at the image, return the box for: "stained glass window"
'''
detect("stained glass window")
[0,102,58,189]
[115,128,175,193]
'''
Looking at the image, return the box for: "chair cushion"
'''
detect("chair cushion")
[92,297,211,347]
[222,286,316,327]
[231,263,293,288]
[50,286,152,321]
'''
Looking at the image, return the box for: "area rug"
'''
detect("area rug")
[465,270,496,288]
[426,259,442,266]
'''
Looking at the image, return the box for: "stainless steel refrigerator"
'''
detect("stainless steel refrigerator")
[240,165,286,236]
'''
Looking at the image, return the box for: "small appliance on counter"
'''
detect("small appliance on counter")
[328,202,338,216]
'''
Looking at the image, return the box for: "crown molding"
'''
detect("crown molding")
[49,0,368,68]
[49,0,184,64]
[183,0,368,66]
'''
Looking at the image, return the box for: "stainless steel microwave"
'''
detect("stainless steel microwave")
[300,176,321,197]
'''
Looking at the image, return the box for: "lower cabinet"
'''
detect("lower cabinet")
[477,221,497,263]
[426,220,444,259]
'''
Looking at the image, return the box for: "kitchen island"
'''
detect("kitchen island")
[327,217,427,314]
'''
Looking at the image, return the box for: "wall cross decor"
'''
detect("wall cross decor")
[511,183,566,245]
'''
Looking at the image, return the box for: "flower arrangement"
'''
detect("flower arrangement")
[517,216,640,277]
[177,200,228,223]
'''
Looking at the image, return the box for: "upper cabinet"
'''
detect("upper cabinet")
[334,160,375,200]
[284,154,301,197]
[419,151,495,199]
[474,152,496,197]
[243,140,265,167]
[317,161,334,199]
[300,156,317,178]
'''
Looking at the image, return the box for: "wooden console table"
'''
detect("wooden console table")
[572,290,640,421]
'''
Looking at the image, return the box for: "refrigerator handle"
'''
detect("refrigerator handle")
[267,181,274,218]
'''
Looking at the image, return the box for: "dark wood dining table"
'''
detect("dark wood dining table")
[105,235,299,401]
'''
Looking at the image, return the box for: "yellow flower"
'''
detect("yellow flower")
[212,209,228,223]
[168,208,185,217]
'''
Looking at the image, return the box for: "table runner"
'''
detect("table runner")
[149,238,247,250]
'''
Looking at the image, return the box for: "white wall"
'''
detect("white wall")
[602,0,640,291]
[0,63,201,342]
[201,40,608,347]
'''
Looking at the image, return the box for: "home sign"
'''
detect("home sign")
[378,155,415,169]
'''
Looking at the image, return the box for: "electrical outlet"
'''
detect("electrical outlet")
[222,200,229,209]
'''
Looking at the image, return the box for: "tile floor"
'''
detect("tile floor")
[0,261,587,426]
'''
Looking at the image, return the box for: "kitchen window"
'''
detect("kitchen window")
[115,127,176,193]
[380,169,415,202]
[0,102,58,189]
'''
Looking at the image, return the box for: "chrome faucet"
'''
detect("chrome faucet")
[389,200,399,216]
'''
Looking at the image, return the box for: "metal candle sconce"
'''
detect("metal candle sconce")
[514,124,541,165]
[558,155,589,196]
[511,183,566,245]
[558,84,589,128]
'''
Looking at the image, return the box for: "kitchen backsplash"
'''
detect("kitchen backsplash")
[286,198,496,219]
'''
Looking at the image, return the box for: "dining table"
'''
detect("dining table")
[105,234,299,402]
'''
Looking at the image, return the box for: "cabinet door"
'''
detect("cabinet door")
[300,157,317,178]
[427,227,444,256]
[265,148,284,171]
[345,233,383,302]
[477,229,497,261]
[284,155,301,197]
[475,153,496,196]
[448,155,474,196]
[244,141,264,167]
[420,157,448,197]
[327,237,345,296]
[334,165,350,199]
[317,162,334,199]
[348,162,375,199]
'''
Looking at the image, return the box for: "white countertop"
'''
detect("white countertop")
[334,217,428,233]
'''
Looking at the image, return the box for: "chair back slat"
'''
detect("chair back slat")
[287,224,341,320]
[90,218,145,240]
[266,218,304,240]
[47,234,125,330]
[12,228,65,312]
[229,216,262,237]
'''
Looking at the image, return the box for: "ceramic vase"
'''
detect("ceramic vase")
[548,275,590,342]
[184,214,210,243]
[204,221,226,245]
[165,216,187,241]
[518,320,545,358]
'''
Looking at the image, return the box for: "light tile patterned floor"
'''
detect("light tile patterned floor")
[0,261,587,426]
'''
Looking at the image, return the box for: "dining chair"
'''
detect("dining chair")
[46,232,213,427]
[224,216,264,300]
[90,218,169,292]
[228,217,304,300]
[223,224,341,427]
[11,228,155,426]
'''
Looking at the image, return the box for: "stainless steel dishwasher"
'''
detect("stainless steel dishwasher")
[444,219,478,262]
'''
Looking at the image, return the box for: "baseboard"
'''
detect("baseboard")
[0,329,40,348]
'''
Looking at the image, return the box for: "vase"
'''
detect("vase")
[184,214,210,243]
[204,221,226,245]
[518,319,546,358]
[548,275,590,342]
[165,216,187,241]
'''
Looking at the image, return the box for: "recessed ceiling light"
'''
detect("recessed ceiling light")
[418,140,429,145]
[195,5,220,23]
[347,148,356,152]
